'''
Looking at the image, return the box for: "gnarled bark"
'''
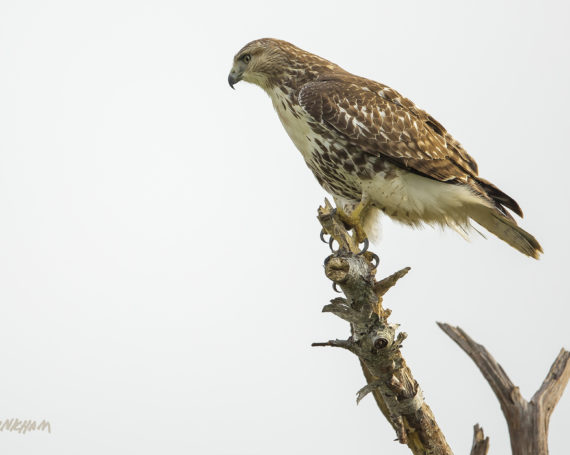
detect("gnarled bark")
[315,200,453,455]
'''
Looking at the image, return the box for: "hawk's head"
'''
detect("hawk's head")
[228,38,338,91]
[228,38,294,90]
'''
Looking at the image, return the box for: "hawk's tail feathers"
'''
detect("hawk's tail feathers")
[475,177,523,218]
[468,204,543,259]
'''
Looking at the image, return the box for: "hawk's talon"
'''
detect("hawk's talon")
[351,225,368,245]
[369,252,380,269]
[328,236,339,253]
[320,229,329,244]
[332,282,342,294]
[357,238,369,255]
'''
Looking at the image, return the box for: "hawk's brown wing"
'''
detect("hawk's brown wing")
[297,78,478,184]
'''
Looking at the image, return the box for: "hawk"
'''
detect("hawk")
[228,38,542,259]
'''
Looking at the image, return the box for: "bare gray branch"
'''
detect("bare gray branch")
[439,323,569,455]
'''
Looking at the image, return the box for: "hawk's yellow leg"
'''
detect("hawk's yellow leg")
[336,198,369,244]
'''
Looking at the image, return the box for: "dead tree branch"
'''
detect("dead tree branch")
[470,424,490,455]
[314,200,568,454]
[438,323,570,455]
[315,200,453,455]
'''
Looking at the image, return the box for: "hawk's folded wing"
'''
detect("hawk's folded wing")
[298,79,479,184]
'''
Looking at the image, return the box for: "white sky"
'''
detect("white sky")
[0,1,568,454]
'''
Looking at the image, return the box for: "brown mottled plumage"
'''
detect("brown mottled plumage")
[228,38,542,258]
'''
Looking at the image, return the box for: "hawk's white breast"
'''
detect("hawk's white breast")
[269,88,318,162]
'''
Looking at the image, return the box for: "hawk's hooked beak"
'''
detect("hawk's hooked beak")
[228,61,246,89]
[228,72,240,89]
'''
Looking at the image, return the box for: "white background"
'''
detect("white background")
[0,0,568,453]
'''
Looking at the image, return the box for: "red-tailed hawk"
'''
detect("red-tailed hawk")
[228,38,542,259]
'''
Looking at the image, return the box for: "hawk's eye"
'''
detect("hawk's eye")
[242,54,251,64]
